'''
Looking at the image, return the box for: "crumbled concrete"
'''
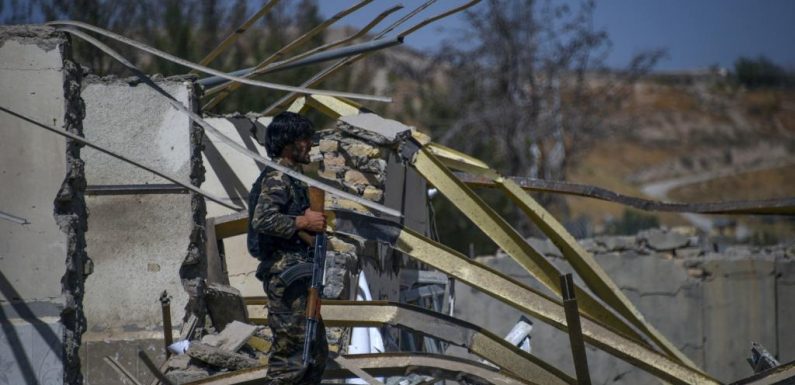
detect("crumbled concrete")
[338,113,411,145]
[185,104,212,320]
[164,366,212,385]
[187,342,260,370]
[57,34,89,385]
[0,25,65,51]
[205,283,248,332]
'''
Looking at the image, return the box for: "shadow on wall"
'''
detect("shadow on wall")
[0,271,63,385]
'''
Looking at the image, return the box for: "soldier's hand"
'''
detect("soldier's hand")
[296,209,326,233]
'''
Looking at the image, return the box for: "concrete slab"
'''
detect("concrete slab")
[0,26,67,305]
[202,320,257,353]
[338,113,411,145]
[205,283,248,332]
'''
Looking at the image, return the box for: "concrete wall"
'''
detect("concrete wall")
[201,116,270,297]
[81,78,195,335]
[79,78,200,384]
[0,25,84,385]
[452,229,795,384]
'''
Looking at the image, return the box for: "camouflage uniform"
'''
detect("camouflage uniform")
[248,158,328,385]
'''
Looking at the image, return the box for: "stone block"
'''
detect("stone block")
[324,252,357,299]
[319,139,339,152]
[639,228,689,251]
[597,235,637,252]
[318,167,339,181]
[328,236,357,254]
[323,152,347,173]
[309,145,322,162]
[344,170,380,188]
[362,185,384,202]
[205,283,248,331]
[358,158,388,174]
[341,141,381,159]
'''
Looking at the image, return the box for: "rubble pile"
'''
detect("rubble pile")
[161,283,272,384]
[522,227,795,263]
[164,323,272,384]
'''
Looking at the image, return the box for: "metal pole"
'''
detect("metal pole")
[198,37,403,88]
[160,291,173,356]
[560,274,591,385]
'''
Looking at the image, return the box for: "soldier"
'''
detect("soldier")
[247,111,328,385]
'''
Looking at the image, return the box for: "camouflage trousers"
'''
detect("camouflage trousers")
[264,251,328,385]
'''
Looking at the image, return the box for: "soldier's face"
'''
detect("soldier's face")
[291,137,312,164]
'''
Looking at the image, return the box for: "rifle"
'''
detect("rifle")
[302,186,327,367]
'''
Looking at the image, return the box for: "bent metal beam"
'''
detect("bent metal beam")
[244,300,575,385]
[300,94,707,375]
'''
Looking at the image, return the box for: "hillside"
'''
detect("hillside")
[344,47,795,242]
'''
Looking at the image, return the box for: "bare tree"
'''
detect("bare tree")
[405,0,663,241]
[430,0,663,180]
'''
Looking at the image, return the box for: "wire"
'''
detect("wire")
[0,105,241,211]
[55,27,402,218]
[46,21,391,104]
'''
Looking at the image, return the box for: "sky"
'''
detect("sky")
[319,0,795,71]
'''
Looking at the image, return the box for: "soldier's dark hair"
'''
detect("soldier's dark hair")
[264,111,314,157]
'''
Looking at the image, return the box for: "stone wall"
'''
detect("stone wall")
[315,120,390,300]
[452,228,795,384]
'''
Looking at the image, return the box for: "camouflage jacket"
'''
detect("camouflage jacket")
[247,158,310,263]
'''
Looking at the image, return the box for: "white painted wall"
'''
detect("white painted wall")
[202,116,270,298]
[0,32,68,307]
[80,80,194,338]
[0,25,69,385]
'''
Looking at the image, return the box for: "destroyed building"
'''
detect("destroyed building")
[1,6,795,385]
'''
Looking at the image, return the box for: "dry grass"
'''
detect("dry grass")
[565,140,688,226]
[668,165,795,202]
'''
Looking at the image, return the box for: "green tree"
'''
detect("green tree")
[733,56,790,88]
